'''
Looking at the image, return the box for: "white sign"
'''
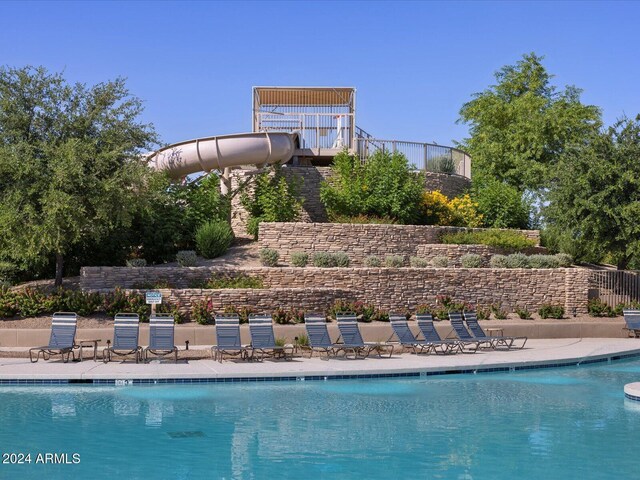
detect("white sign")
[145,291,162,305]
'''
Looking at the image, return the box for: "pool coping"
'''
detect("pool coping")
[1,339,640,385]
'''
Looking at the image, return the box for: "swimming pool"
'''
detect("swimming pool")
[1,360,639,479]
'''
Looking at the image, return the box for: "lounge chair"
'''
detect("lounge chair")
[336,313,394,358]
[248,314,294,361]
[623,309,640,338]
[463,311,527,349]
[144,314,178,363]
[303,313,340,359]
[448,312,488,351]
[211,314,250,362]
[103,313,143,363]
[388,314,436,354]
[29,312,78,363]
[415,313,463,354]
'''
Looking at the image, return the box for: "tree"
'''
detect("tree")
[471,178,531,229]
[545,116,640,270]
[0,66,157,285]
[458,53,601,191]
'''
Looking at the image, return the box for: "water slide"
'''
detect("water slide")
[147,132,298,179]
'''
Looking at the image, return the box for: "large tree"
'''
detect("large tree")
[458,53,601,191]
[545,116,640,270]
[0,66,158,285]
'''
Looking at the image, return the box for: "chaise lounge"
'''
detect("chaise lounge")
[248,314,294,361]
[211,314,250,362]
[623,309,640,338]
[303,313,342,359]
[336,313,395,358]
[144,314,178,363]
[415,313,463,354]
[448,312,487,351]
[29,312,78,363]
[389,314,438,354]
[103,313,142,363]
[463,311,527,349]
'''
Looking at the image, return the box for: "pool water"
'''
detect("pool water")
[2,361,640,479]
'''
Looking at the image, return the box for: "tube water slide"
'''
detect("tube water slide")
[147,132,298,178]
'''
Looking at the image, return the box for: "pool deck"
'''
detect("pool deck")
[1,338,640,383]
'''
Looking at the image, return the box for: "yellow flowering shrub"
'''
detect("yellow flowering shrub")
[421,190,483,227]
[449,194,483,227]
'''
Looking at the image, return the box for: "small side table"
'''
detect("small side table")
[76,339,101,362]
[486,328,504,337]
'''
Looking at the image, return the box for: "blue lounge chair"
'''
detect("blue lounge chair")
[303,313,340,359]
[103,313,142,363]
[623,309,640,338]
[29,312,78,363]
[212,314,250,362]
[448,312,487,351]
[336,313,395,358]
[463,311,527,349]
[248,314,294,361]
[415,313,463,354]
[388,314,435,354]
[144,314,178,362]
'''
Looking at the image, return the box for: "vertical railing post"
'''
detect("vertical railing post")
[424,143,428,171]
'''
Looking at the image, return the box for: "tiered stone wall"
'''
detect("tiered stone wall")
[424,171,471,198]
[230,166,472,237]
[258,222,541,265]
[112,288,354,317]
[81,266,588,314]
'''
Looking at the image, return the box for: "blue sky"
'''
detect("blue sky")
[1,0,638,148]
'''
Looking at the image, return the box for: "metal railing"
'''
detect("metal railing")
[589,270,640,307]
[256,112,355,150]
[355,138,471,179]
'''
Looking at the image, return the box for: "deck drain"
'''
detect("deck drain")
[167,431,206,439]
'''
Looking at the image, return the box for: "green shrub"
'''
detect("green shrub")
[364,255,382,267]
[290,252,309,267]
[430,154,457,174]
[555,253,573,267]
[587,298,616,317]
[333,252,350,268]
[0,261,17,284]
[156,302,185,324]
[461,253,483,268]
[223,305,255,324]
[528,254,561,268]
[61,290,102,316]
[176,250,197,267]
[476,306,491,320]
[259,248,280,267]
[538,304,564,319]
[272,307,290,325]
[471,178,531,229]
[410,257,429,268]
[313,252,337,268]
[287,308,305,324]
[430,255,449,268]
[505,253,530,268]
[0,288,18,318]
[441,229,536,251]
[515,307,532,319]
[294,333,310,347]
[205,274,264,289]
[490,254,509,268]
[126,258,147,268]
[103,288,129,317]
[319,150,424,224]
[240,165,302,239]
[416,304,433,315]
[490,303,508,319]
[385,256,405,267]
[191,299,215,324]
[195,220,234,259]
[15,289,49,317]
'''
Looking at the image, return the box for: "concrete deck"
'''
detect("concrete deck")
[1,338,639,382]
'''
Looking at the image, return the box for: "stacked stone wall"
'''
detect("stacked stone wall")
[81,266,585,314]
[258,222,541,265]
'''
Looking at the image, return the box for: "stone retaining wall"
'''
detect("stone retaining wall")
[81,266,588,314]
[258,222,541,265]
